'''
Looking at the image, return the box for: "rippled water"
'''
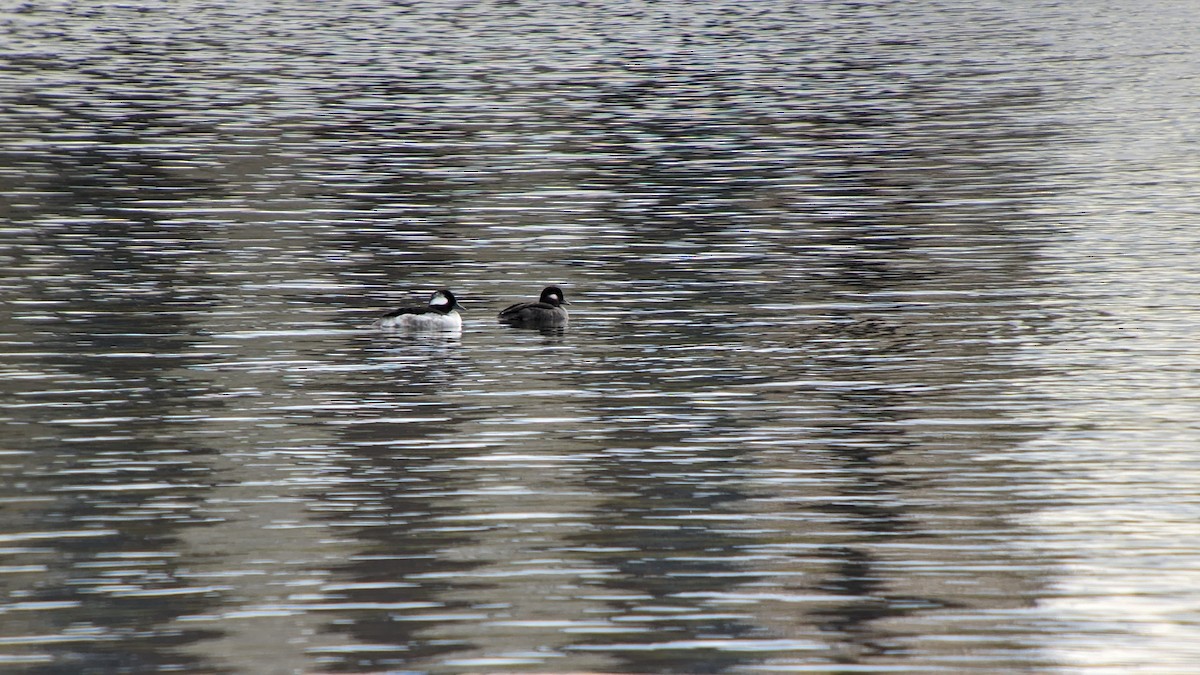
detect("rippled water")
[3,1,1200,673]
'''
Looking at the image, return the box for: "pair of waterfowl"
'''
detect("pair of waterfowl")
[373,286,568,331]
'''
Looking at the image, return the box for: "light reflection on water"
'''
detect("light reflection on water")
[2,0,1200,673]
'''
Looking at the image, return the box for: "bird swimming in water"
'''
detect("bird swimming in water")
[498,286,569,329]
[373,289,464,331]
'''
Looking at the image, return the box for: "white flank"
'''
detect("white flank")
[375,311,461,332]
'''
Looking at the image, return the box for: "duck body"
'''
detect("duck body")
[374,289,464,331]
[498,286,569,329]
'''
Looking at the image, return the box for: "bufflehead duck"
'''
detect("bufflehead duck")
[498,286,569,329]
[373,289,464,331]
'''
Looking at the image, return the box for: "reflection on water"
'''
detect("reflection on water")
[3,0,1200,672]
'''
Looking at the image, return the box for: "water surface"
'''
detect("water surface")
[2,1,1200,673]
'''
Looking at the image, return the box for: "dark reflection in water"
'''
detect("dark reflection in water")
[3,0,1199,672]
[310,337,491,669]
[566,401,763,674]
[0,238,228,672]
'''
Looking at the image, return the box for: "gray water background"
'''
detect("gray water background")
[2,0,1199,672]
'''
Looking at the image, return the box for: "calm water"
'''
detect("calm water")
[2,1,1199,673]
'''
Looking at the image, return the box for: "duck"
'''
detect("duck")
[498,286,570,329]
[373,289,464,331]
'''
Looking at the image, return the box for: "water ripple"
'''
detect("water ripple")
[2,0,1199,673]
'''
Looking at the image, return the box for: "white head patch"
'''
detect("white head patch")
[548,293,559,302]
[430,293,450,307]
